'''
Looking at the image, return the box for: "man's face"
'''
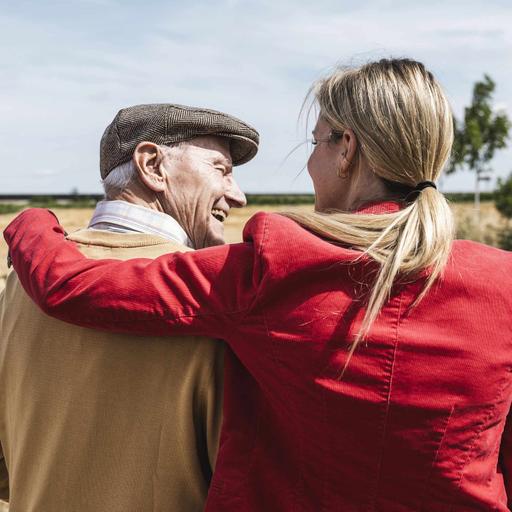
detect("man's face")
[158,136,246,248]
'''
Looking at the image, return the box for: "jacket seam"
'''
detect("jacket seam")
[418,404,456,511]
[448,374,512,509]
[370,291,403,511]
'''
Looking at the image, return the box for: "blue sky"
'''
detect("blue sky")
[1,0,511,194]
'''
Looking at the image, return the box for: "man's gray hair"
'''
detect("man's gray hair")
[101,143,184,199]
[102,160,137,198]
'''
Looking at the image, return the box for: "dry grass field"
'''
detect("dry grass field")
[0,201,506,292]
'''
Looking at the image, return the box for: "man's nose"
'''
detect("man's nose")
[226,179,247,208]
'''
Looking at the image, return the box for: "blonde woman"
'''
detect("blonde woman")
[6,59,512,511]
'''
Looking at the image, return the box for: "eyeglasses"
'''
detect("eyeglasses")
[311,130,342,146]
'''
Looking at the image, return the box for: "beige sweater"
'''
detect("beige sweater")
[0,229,224,512]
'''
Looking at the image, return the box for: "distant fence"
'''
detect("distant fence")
[0,192,497,213]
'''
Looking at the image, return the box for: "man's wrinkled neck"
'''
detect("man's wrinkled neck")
[112,182,165,215]
[108,184,198,248]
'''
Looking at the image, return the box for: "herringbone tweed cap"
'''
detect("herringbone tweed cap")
[100,104,259,178]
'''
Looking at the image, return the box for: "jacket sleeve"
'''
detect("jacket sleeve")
[4,209,263,340]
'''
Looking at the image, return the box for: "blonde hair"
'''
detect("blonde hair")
[283,58,455,372]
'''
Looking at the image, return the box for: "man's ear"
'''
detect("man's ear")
[133,142,167,193]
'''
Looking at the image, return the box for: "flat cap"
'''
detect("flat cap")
[100,103,259,179]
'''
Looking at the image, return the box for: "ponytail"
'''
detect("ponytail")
[283,59,455,373]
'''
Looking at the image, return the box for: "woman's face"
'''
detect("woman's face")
[307,118,346,212]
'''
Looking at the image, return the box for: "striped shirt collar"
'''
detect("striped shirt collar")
[89,200,193,247]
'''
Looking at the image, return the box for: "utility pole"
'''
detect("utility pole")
[475,169,491,228]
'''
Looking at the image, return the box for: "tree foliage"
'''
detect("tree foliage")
[495,173,512,250]
[448,75,510,175]
[495,173,512,220]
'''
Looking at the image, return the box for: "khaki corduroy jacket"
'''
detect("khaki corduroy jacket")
[0,229,224,512]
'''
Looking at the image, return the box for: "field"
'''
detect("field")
[0,201,505,292]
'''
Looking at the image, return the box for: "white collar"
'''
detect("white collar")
[89,200,193,247]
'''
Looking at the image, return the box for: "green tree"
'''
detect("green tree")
[448,75,510,218]
[495,173,512,250]
[495,173,512,219]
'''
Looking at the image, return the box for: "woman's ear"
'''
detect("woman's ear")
[337,129,358,177]
[133,142,167,193]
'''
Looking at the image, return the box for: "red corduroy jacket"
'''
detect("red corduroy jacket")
[4,203,512,511]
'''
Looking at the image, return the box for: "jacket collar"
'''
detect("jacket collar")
[354,200,403,215]
[67,229,192,252]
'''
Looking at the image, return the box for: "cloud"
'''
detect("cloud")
[0,0,511,193]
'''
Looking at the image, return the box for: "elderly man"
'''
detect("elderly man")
[0,104,258,511]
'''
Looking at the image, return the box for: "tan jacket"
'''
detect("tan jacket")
[0,229,224,512]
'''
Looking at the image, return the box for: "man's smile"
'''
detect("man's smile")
[211,208,228,223]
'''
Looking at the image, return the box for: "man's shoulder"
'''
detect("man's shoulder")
[68,228,192,260]
[242,211,305,245]
[241,211,344,262]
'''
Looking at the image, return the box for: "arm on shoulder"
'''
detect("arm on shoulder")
[4,208,264,341]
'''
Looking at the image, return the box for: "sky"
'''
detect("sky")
[1,0,511,194]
